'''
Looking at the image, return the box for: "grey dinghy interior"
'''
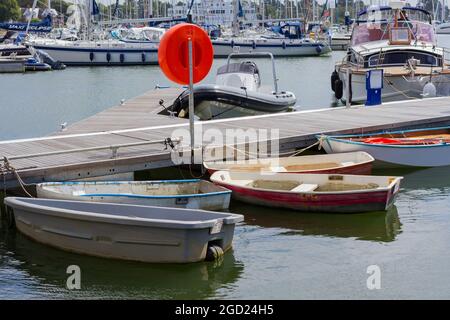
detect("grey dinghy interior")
[169,52,296,120]
[4,197,244,263]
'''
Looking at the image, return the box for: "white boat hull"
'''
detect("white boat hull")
[330,37,350,50]
[212,39,331,57]
[337,70,439,103]
[321,137,450,167]
[27,40,159,65]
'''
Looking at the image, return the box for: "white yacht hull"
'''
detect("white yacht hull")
[337,70,450,103]
[27,40,159,65]
[330,37,350,50]
[212,39,331,57]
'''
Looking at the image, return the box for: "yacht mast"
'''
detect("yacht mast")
[232,0,240,36]
[313,0,316,21]
[25,0,38,35]
[442,0,446,22]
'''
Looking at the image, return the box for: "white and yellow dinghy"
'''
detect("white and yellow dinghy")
[36,179,231,210]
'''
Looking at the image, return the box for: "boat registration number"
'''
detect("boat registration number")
[210,219,223,234]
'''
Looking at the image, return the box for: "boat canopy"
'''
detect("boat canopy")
[358,6,431,17]
[356,6,432,24]
[351,20,435,46]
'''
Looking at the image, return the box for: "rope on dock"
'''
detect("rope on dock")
[219,139,322,159]
[0,157,34,198]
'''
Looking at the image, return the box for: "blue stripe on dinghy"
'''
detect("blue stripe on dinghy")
[79,191,232,199]
[40,179,201,186]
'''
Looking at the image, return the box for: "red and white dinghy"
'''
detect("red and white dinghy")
[210,171,402,213]
[203,152,374,175]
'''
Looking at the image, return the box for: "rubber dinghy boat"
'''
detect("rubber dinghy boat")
[36,179,231,211]
[170,52,296,120]
[203,152,375,175]
[318,125,450,167]
[210,171,402,213]
[4,197,243,263]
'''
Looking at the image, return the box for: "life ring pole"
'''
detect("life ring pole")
[188,37,195,164]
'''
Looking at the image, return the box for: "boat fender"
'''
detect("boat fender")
[120,53,125,63]
[282,41,286,49]
[106,52,111,62]
[316,45,322,54]
[89,52,94,62]
[205,245,224,261]
[423,82,436,98]
[334,79,343,100]
[331,70,339,92]
[252,40,256,50]
[4,206,15,229]
[231,40,234,48]
[141,52,146,63]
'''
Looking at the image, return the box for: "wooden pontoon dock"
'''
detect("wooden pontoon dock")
[1,87,450,190]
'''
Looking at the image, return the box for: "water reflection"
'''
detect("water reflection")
[0,213,244,299]
[231,202,401,242]
[400,166,450,190]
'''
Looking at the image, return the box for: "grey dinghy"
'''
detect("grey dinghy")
[4,197,243,263]
[170,52,296,120]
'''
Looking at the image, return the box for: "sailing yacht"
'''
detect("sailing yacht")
[331,3,450,103]
[25,1,159,65]
[211,0,330,57]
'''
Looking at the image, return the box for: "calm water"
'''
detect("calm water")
[1,45,450,299]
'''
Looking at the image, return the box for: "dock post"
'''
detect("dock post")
[188,38,195,165]
[345,68,351,108]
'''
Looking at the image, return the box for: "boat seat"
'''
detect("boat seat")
[268,166,287,172]
[290,183,318,192]
[341,161,355,166]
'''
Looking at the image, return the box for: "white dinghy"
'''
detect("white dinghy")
[36,179,231,211]
[4,197,243,263]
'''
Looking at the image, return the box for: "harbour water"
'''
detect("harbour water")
[1,41,450,299]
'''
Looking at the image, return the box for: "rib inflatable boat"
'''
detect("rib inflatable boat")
[171,52,297,120]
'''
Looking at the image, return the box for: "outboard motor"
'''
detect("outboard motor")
[36,49,66,70]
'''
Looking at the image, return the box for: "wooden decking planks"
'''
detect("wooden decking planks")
[56,87,186,135]
[1,87,450,189]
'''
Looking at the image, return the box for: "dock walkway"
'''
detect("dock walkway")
[1,87,450,189]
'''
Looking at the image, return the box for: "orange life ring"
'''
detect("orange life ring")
[158,23,213,85]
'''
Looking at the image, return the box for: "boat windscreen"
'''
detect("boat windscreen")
[217,61,260,76]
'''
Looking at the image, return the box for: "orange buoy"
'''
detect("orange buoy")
[158,23,213,85]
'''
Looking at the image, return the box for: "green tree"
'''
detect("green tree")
[0,0,21,22]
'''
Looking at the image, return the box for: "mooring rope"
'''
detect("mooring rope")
[0,158,34,198]
[206,139,323,160]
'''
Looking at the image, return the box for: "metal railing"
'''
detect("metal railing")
[1,137,181,163]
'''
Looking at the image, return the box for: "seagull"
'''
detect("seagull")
[60,122,67,131]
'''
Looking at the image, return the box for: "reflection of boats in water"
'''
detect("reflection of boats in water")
[0,224,244,299]
[232,202,401,242]
[393,165,450,190]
